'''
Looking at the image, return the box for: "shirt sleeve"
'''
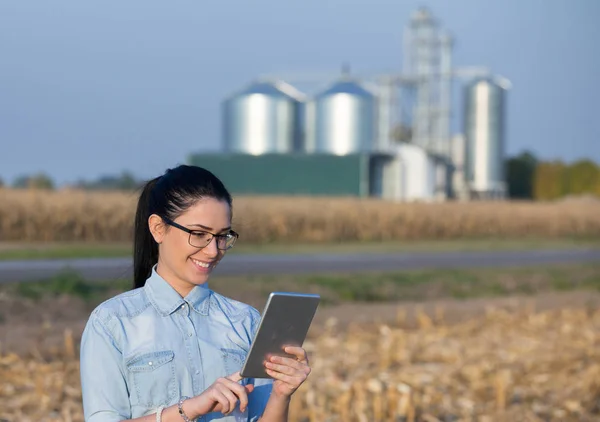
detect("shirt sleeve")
[80,311,131,422]
[247,378,273,422]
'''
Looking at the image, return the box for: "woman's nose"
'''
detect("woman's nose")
[202,237,219,258]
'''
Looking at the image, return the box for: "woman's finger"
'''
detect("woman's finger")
[265,368,301,386]
[226,371,243,382]
[225,379,251,412]
[216,383,239,415]
[269,355,310,373]
[265,360,297,376]
[283,346,309,363]
[211,388,231,414]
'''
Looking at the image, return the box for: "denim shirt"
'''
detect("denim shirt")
[80,267,273,421]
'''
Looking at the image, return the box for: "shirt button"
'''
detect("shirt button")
[188,333,193,337]
[148,362,153,366]
[195,370,200,375]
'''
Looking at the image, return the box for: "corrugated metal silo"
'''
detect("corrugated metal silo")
[396,144,437,202]
[222,81,304,155]
[464,78,507,195]
[309,79,377,155]
[451,134,469,200]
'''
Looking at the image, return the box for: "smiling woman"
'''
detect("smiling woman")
[79,165,311,422]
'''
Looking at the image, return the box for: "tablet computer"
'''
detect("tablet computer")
[240,292,320,379]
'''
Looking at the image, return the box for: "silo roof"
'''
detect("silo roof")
[232,80,305,101]
[317,80,374,98]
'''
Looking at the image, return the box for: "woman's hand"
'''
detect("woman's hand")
[190,372,254,416]
[264,346,311,398]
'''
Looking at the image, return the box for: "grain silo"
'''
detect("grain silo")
[222,81,304,155]
[306,79,377,155]
[464,77,508,198]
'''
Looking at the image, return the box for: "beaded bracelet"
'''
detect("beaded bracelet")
[178,396,192,422]
[155,405,165,422]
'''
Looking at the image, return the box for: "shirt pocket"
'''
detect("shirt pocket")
[126,350,177,407]
[210,349,249,422]
[220,348,247,377]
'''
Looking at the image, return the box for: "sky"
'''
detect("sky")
[0,0,598,186]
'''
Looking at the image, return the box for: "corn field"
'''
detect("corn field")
[1,188,599,242]
[1,306,600,422]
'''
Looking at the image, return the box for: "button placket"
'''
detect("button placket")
[181,303,195,338]
[179,304,203,396]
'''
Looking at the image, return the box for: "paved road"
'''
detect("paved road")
[0,249,598,283]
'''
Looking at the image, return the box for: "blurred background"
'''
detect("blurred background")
[1,1,599,421]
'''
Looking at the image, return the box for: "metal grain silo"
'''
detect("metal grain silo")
[222,81,304,155]
[464,77,508,197]
[308,79,377,155]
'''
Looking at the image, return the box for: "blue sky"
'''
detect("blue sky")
[0,0,598,185]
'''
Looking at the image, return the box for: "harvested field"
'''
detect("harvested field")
[1,188,599,242]
[1,299,600,421]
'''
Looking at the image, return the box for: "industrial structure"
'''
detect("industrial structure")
[222,81,304,155]
[189,7,510,202]
[463,77,509,199]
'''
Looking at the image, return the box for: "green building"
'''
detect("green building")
[187,153,376,197]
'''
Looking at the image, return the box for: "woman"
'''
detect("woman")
[80,165,311,421]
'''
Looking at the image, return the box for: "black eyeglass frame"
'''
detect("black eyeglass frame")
[161,217,239,250]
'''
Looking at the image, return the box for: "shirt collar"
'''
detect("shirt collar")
[145,265,211,316]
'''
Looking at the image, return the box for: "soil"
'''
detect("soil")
[1,289,599,357]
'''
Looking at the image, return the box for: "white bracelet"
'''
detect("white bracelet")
[155,405,165,422]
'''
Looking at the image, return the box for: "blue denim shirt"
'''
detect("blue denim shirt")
[80,267,273,421]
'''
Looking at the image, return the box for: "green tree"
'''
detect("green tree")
[506,151,538,199]
[28,173,54,190]
[565,160,599,196]
[533,161,567,200]
[13,175,30,188]
[77,171,140,190]
[115,171,138,190]
[12,173,54,190]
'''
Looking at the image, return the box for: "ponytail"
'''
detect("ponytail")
[133,177,160,289]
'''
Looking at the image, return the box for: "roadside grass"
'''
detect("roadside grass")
[3,263,599,309]
[0,237,599,261]
[12,269,130,303]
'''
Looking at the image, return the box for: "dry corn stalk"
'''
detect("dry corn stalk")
[2,306,600,421]
[1,188,599,242]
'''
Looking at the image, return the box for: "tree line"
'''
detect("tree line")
[506,152,600,200]
[0,171,142,191]
[2,153,599,200]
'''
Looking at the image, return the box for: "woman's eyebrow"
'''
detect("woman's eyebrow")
[189,223,231,232]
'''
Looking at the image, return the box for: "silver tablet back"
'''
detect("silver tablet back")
[240,292,320,379]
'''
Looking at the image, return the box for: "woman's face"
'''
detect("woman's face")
[150,197,232,296]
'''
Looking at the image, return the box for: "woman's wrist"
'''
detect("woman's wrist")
[180,396,203,419]
[269,390,292,404]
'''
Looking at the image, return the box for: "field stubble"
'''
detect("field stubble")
[2,189,600,420]
[0,189,599,242]
[1,304,599,422]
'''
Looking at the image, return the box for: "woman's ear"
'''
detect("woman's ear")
[148,214,166,244]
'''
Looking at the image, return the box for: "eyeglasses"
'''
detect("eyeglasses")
[162,217,239,250]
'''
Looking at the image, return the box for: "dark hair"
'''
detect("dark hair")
[133,165,232,289]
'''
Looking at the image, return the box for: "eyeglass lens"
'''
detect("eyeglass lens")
[189,232,235,249]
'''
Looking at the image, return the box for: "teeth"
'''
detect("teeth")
[193,259,211,268]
